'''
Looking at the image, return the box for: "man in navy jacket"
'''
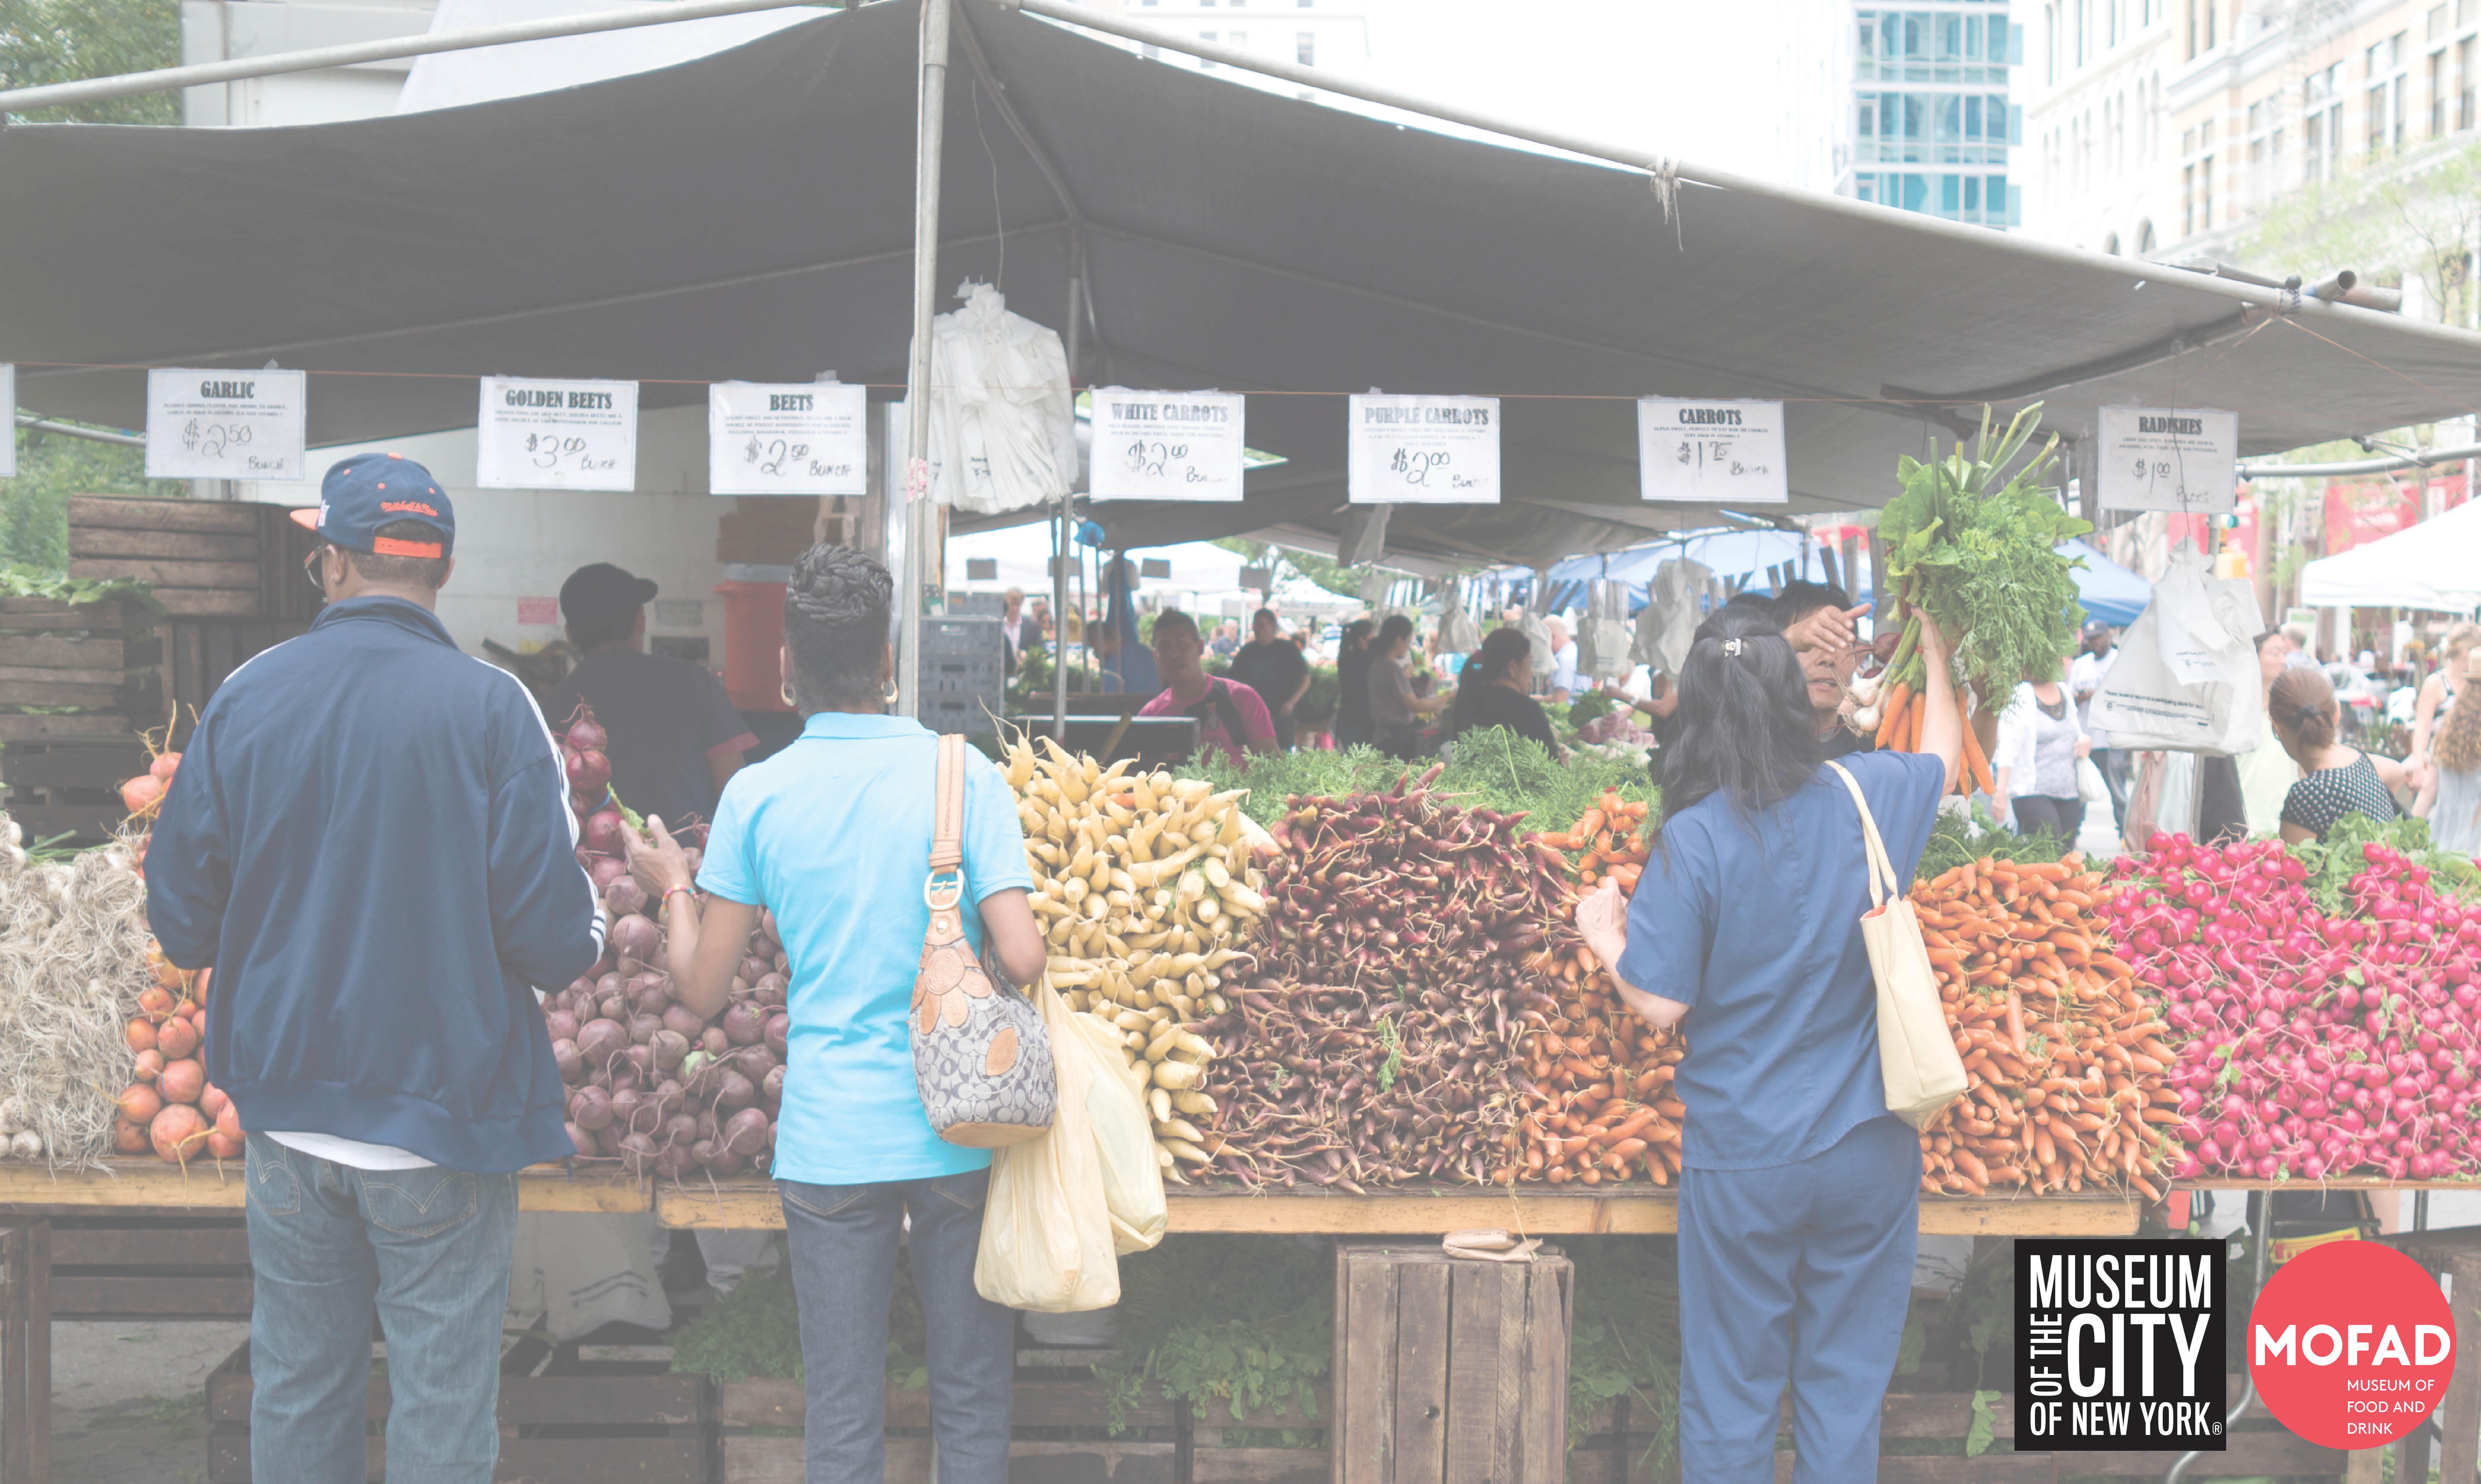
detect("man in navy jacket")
[147,454,603,1484]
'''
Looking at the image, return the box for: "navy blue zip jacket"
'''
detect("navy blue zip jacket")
[146,596,604,1172]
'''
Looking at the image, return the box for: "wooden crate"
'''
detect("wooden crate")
[45,1214,252,1320]
[0,738,148,847]
[0,1221,53,1484]
[66,495,321,622]
[717,1364,1180,1484]
[0,597,154,744]
[1331,1244,1572,1484]
[206,1341,715,1483]
[158,617,315,745]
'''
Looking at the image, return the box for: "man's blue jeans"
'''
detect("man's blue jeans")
[243,1133,518,1484]
[778,1169,1014,1484]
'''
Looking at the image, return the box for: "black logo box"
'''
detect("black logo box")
[2013,1238,2227,1452]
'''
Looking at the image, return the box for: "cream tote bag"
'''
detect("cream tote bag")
[1823,761,1968,1130]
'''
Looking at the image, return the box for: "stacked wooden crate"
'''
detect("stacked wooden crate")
[68,495,320,621]
[715,497,848,565]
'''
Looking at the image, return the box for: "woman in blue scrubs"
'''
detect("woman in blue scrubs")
[1576,603,1963,1483]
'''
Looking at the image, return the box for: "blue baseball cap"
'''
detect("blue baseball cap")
[289,452,454,559]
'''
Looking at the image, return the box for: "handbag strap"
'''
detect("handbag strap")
[1823,760,1900,911]
[929,732,966,873]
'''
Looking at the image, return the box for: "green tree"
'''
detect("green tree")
[1211,537,1385,600]
[1,425,185,572]
[0,0,183,125]
[2244,137,2481,329]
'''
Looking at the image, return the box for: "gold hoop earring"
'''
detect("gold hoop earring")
[780,680,797,708]
[882,681,900,706]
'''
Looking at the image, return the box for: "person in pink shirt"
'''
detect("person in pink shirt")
[1140,609,1278,767]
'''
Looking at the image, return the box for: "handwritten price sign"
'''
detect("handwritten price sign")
[477,377,639,491]
[1347,395,1500,505]
[1090,390,1245,502]
[708,382,867,496]
[145,368,308,482]
[2097,406,2238,514]
[1637,397,1788,504]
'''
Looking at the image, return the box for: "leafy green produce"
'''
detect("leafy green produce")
[1913,803,2071,885]
[1567,691,1614,728]
[1175,730,1654,838]
[1565,1238,1681,1473]
[669,1244,927,1390]
[0,563,159,610]
[2289,810,2481,914]
[1093,1235,1331,1442]
[1877,405,2090,708]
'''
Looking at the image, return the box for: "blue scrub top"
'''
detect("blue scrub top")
[697,712,1033,1185]
[1617,751,1945,1171]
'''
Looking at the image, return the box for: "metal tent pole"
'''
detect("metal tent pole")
[898,0,954,722]
[1055,242,1082,739]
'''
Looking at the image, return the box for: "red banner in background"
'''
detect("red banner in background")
[2320,473,2467,556]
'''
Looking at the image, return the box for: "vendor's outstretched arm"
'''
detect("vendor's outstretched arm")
[1575,878,1691,1029]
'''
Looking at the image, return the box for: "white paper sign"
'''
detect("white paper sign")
[1637,397,1789,504]
[144,368,308,481]
[1089,389,1247,502]
[0,365,14,479]
[708,381,866,496]
[2097,405,2238,514]
[1347,395,1499,504]
[476,377,638,491]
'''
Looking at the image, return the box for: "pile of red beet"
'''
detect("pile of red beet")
[2109,833,2481,1183]
[546,703,788,1178]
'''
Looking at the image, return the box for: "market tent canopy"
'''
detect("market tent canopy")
[2298,498,2481,613]
[2057,539,2153,628]
[1511,529,1815,612]
[10,0,2481,567]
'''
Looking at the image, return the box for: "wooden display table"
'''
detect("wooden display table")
[654,1177,2143,1235]
[0,1157,645,1213]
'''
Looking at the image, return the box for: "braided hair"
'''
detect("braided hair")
[782,544,893,714]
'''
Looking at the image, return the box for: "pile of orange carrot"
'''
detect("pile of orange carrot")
[1531,791,1650,893]
[1503,938,1687,1185]
[1911,854,2180,1200]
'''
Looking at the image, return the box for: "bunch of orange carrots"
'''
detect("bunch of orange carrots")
[1531,791,1651,893]
[1866,675,1999,798]
[1911,855,2180,1200]
[1503,938,1687,1185]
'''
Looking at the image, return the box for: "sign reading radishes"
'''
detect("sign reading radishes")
[1347,394,1500,504]
[707,381,867,496]
[144,367,308,482]
[476,377,638,491]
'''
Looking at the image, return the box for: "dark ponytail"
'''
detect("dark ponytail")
[1655,603,1822,835]
[1450,627,1532,733]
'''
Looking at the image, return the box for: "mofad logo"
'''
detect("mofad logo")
[2014,1239,2227,1450]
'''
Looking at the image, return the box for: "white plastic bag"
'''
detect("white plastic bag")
[975,980,1119,1312]
[1436,591,1482,655]
[1579,580,1632,682]
[2091,552,2265,755]
[925,283,1078,515]
[1056,995,1168,1256]
[1633,557,1713,679]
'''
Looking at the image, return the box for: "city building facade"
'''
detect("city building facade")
[2020,0,2180,252]
[1837,0,2027,227]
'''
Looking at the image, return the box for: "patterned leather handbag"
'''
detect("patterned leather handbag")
[914,732,1057,1147]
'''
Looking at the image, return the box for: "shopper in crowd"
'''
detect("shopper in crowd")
[624,544,1044,1484]
[999,588,1027,675]
[148,455,603,1484]
[1574,603,1960,1484]
[1368,613,1455,760]
[2423,648,2481,855]
[2068,620,2129,828]
[1142,609,1278,767]
[1993,659,2092,845]
[1446,626,1563,756]
[2269,665,2407,843]
[1333,619,1377,750]
[1543,617,1582,701]
[1029,596,1054,644]
[2280,621,2317,668]
[1209,619,1242,660]
[2407,622,2481,808]
[542,563,756,831]
[1230,607,1313,750]
[2235,630,2305,835]
[1770,581,1874,760]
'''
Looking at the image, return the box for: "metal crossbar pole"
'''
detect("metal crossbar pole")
[897,0,954,722]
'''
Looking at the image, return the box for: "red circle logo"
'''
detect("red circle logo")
[2247,1240,2457,1449]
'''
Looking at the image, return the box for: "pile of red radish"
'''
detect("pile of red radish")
[545,700,790,1178]
[2110,833,2481,1183]
[115,943,241,1162]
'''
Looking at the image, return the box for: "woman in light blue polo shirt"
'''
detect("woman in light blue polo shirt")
[627,545,1046,1484]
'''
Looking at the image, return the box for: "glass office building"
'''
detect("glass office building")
[1847,3,2023,227]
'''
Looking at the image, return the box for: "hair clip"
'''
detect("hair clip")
[1722,637,1744,657]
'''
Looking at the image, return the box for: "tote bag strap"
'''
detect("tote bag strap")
[929,732,967,882]
[1822,760,1900,911]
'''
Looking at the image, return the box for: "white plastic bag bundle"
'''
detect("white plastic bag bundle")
[976,979,1137,1312]
[2092,551,2266,755]
[925,283,1078,514]
[1513,610,1554,678]
[1632,557,1713,679]
[1436,591,1482,655]
[1579,580,1633,682]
